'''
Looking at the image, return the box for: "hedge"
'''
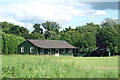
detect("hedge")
[2,33,25,54]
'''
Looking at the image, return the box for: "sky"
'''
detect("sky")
[0,0,118,32]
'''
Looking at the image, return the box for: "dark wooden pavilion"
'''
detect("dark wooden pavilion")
[17,39,77,55]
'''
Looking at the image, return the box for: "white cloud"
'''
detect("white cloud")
[93,10,106,15]
[84,10,107,18]
[0,0,81,24]
[0,18,25,27]
[72,2,87,6]
[26,24,34,32]
[0,0,107,31]
[77,0,119,2]
[0,18,34,32]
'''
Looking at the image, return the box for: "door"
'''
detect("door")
[55,49,59,57]
[56,49,59,53]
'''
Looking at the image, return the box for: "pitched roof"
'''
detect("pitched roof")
[27,39,77,49]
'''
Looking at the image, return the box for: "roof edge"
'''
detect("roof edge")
[22,39,78,49]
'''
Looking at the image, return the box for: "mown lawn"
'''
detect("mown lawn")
[2,55,118,78]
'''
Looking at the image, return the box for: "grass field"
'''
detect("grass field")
[2,55,118,78]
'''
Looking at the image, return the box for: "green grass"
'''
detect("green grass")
[2,55,118,78]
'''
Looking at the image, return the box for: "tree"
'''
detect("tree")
[118,23,120,53]
[32,23,43,34]
[74,23,100,52]
[29,32,45,40]
[33,23,42,33]
[101,18,118,28]
[45,31,60,40]
[101,18,119,53]
[42,21,60,34]
[0,22,2,53]
[1,22,29,38]
[2,22,14,34]
[19,27,29,39]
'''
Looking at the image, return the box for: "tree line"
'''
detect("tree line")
[1,18,120,54]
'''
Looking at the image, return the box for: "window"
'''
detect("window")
[21,47,24,53]
[30,47,33,53]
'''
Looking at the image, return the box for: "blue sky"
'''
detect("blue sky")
[0,0,118,32]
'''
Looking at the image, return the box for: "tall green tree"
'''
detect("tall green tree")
[19,27,29,39]
[45,31,60,40]
[77,23,100,52]
[1,22,29,39]
[33,23,43,34]
[0,22,2,54]
[60,29,76,45]
[29,32,45,40]
[118,23,120,53]
[42,21,60,34]
[101,18,119,53]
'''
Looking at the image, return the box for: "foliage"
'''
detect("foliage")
[2,55,118,78]
[77,23,99,52]
[42,21,60,34]
[60,28,76,45]
[101,18,119,53]
[45,31,60,40]
[1,17,119,54]
[118,23,120,53]
[32,23,43,34]
[0,23,1,54]
[60,23,99,52]
[2,33,25,54]
[1,22,29,39]
[28,32,45,40]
